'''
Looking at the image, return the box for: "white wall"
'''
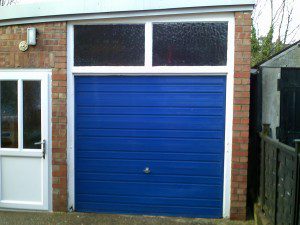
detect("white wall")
[261,67,281,139]
[261,44,300,138]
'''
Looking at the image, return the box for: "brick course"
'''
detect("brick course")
[0,22,68,212]
[231,12,252,220]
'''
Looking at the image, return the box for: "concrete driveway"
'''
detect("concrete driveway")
[0,212,254,225]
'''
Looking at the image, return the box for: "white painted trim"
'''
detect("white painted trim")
[72,67,229,75]
[0,6,253,27]
[0,0,254,24]
[47,71,53,212]
[72,13,232,74]
[67,23,75,211]
[17,79,24,150]
[144,22,152,69]
[67,12,235,217]
[222,15,235,218]
[0,200,44,205]
[0,69,52,72]
[71,12,238,24]
[0,72,51,80]
[0,201,45,211]
[0,150,43,158]
[0,70,52,211]
[41,71,51,212]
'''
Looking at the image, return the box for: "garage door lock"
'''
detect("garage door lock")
[143,167,151,174]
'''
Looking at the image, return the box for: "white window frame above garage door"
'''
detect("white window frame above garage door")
[70,13,234,74]
[67,12,235,218]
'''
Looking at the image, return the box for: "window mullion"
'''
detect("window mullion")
[145,22,153,68]
[18,79,23,150]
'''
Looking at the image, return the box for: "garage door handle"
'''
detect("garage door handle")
[143,167,151,174]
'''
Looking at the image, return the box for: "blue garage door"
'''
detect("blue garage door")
[75,76,226,218]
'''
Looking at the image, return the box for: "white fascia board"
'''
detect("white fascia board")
[0,0,254,23]
[0,6,254,27]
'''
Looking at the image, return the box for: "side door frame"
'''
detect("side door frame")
[0,69,52,211]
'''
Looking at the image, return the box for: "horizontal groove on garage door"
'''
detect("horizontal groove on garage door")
[75,76,226,218]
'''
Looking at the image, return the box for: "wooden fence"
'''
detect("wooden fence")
[259,125,300,225]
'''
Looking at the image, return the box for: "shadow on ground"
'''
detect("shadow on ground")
[0,212,254,225]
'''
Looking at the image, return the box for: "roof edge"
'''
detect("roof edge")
[257,40,300,68]
[0,0,254,23]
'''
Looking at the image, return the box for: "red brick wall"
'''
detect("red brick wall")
[0,22,68,212]
[231,12,252,220]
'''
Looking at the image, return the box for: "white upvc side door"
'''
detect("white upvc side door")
[0,70,50,210]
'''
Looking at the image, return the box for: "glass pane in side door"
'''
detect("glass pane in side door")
[0,81,18,148]
[23,81,41,149]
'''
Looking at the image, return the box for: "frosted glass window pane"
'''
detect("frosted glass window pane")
[153,22,228,66]
[1,81,18,148]
[74,25,145,66]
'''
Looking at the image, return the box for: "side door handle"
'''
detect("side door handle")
[34,140,46,159]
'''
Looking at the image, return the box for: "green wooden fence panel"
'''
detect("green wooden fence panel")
[259,133,300,225]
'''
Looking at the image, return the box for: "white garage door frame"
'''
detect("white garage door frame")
[67,11,235,218]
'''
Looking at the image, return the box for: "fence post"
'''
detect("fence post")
[294,140,300,225]
[274,139,279,225]
[260,124,270,208]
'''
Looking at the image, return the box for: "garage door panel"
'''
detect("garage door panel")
[76,76,225,85]
[76,172,222,185]
[76,194,222,208]
[76,93,225,107]
[76,151,222,162]
[76,137,224,153]
[76,202,221,218]
[76,159,222,176]
[76,83,225,93]
[76,129,224,139]
[75,76,226,218]
[76,182,223,199]
[76,106,224,116]
[76,115,224,130]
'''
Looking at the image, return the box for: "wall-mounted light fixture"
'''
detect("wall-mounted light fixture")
[19,27,37,52]
[27,27,37,46]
